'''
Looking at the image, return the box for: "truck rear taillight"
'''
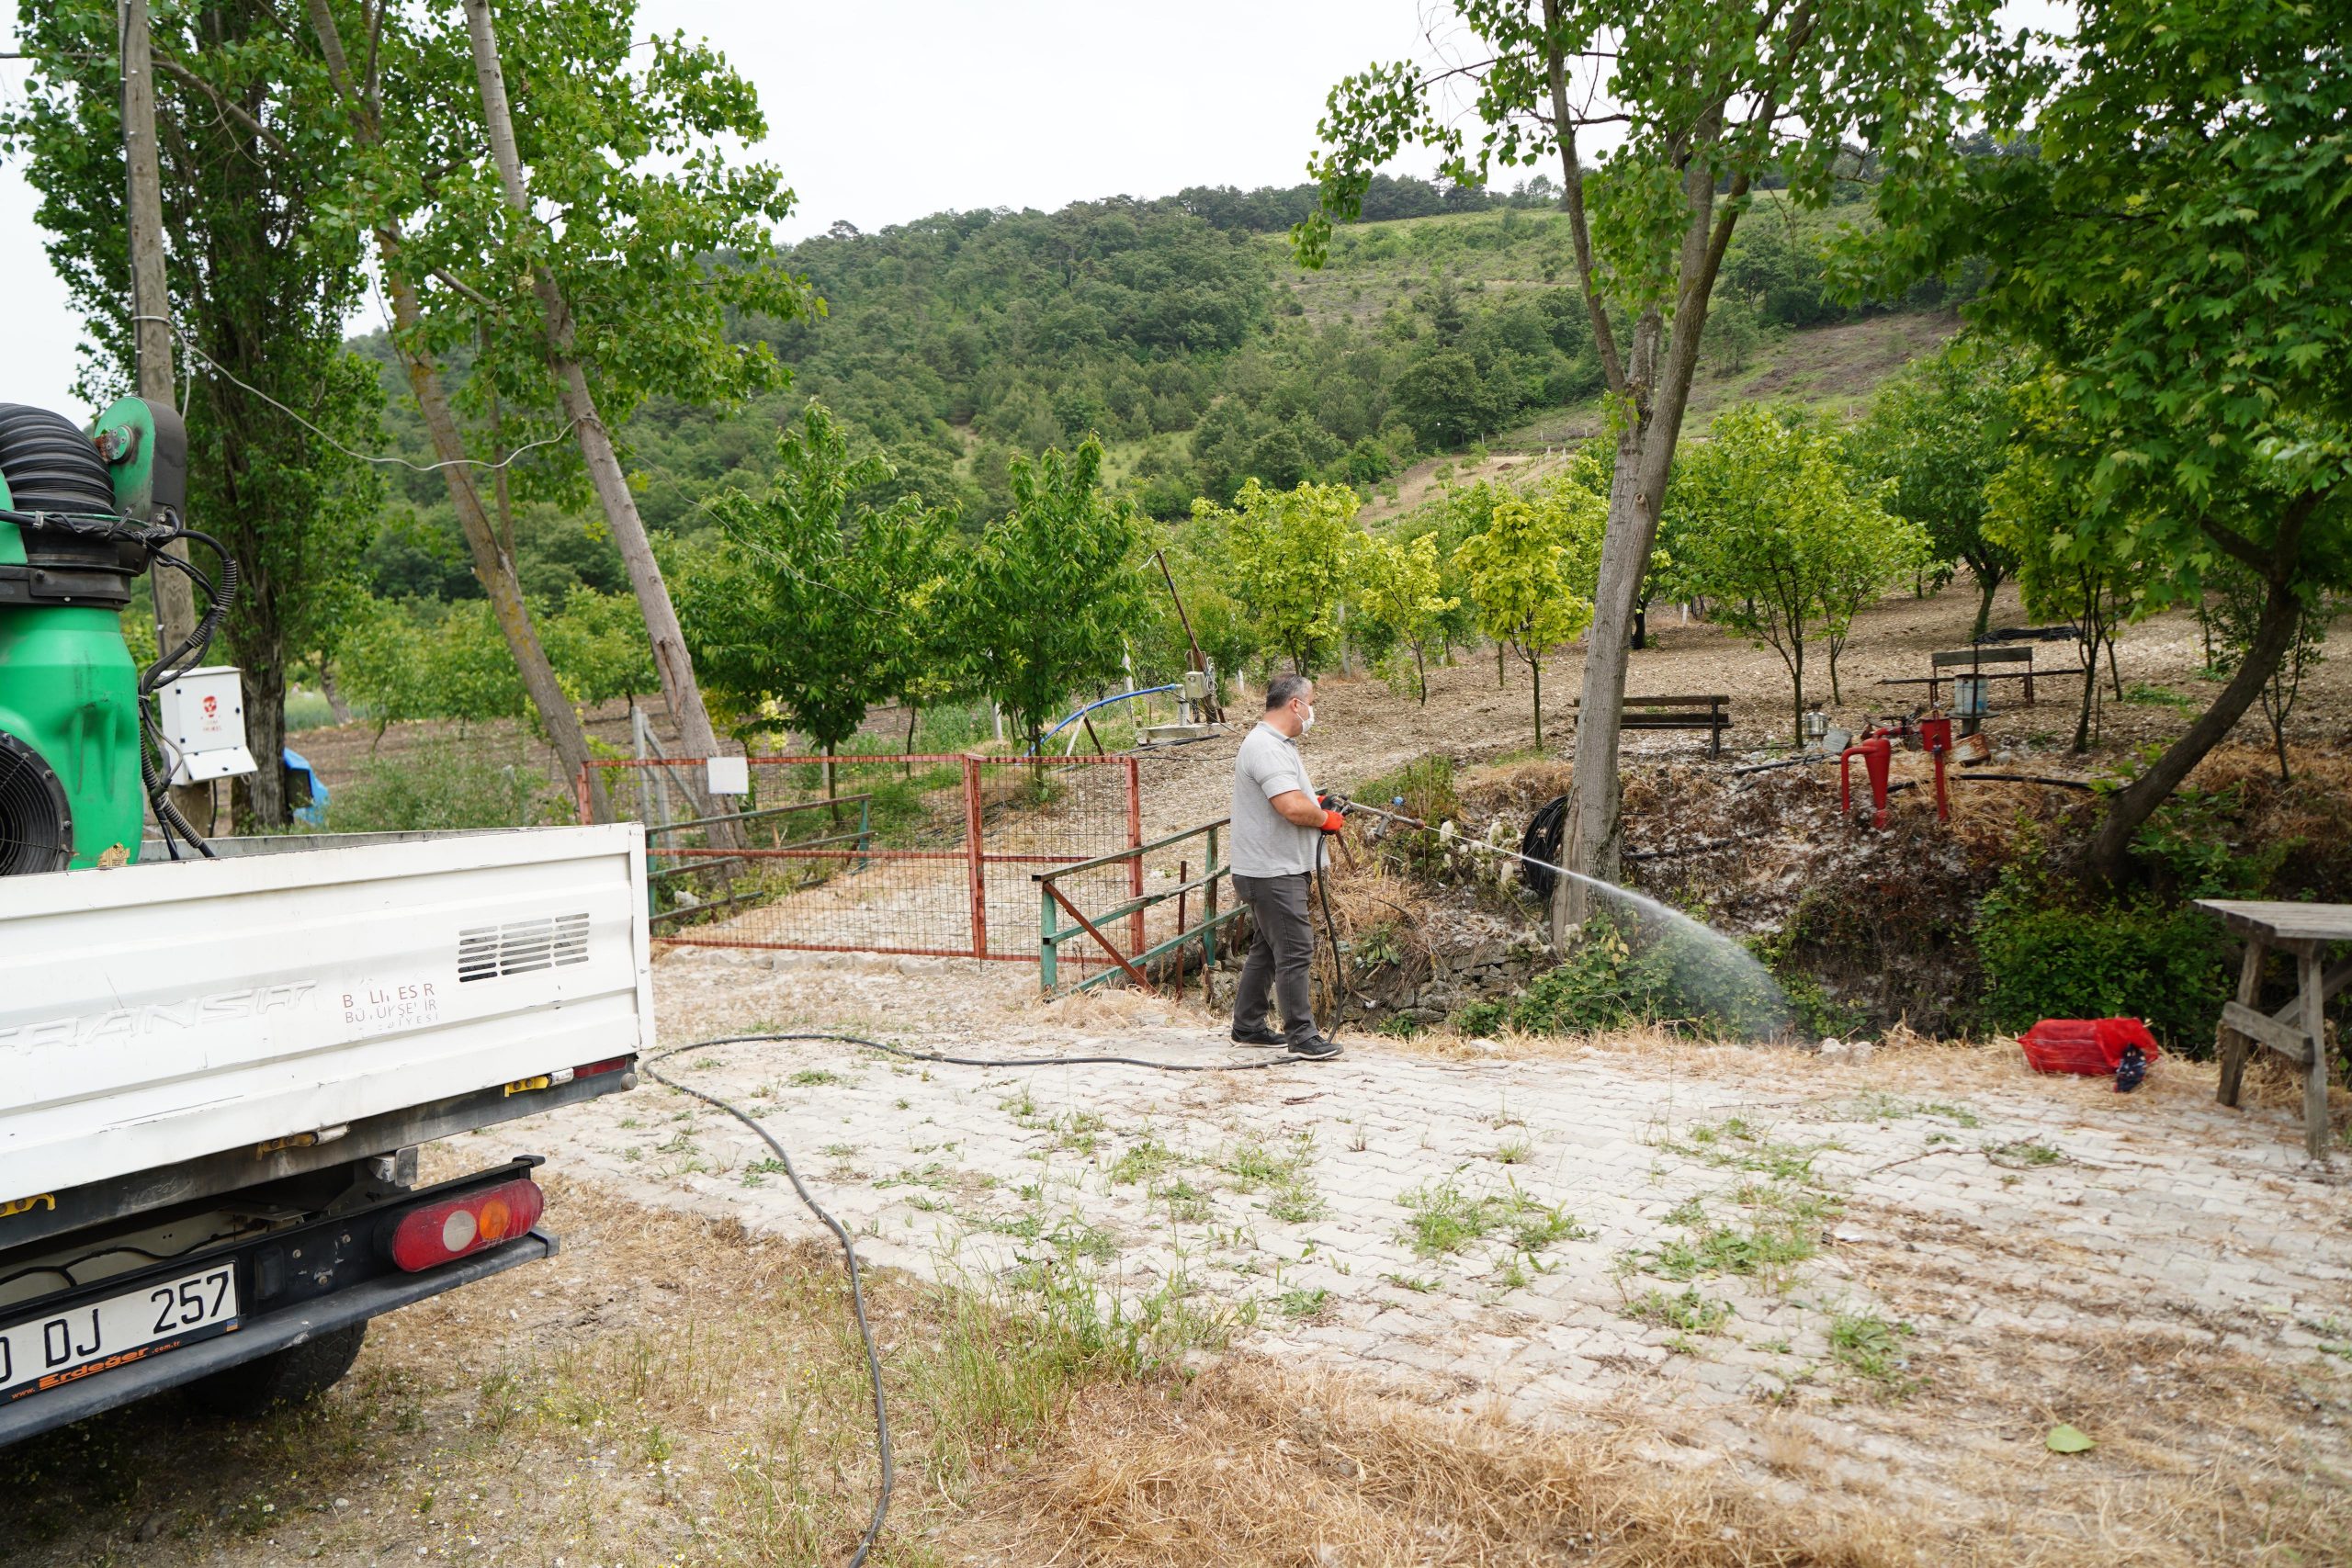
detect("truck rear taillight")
[574,1056,631,1078]
[387,1178,546,1272]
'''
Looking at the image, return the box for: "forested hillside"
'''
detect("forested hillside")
[358,174,1970,609]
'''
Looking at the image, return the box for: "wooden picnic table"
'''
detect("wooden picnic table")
[2199,900,2352,1158]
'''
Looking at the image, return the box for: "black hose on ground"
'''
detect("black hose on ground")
[638,1027,1305,1565]
[1951,773,2096,792]
[1316,862,1348,1043]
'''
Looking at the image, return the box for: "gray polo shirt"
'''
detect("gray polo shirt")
[1231,721,1319,877]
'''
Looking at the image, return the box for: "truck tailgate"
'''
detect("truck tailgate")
[0,824,654,1201]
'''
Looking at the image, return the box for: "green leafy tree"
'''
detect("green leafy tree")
[1670,407,1921,737]
[1196,479,1364,675]
[1853,343,2028,640]
[338,599,435,745]
[1299,0,2002,910]
[858,486,962,762]
[675,404,939,766]
[1356,532,1459,704]
[967,438,1149,750]
[1393,346,1510,449]
[9,0,383,827]
[541,586,656,711]
[1453,489,1596,747]
[1855,0,2352,877]
[1984,388,2142,754]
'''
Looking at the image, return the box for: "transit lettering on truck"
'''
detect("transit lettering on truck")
[0,984,319,1054]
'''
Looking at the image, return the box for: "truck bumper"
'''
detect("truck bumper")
[0,1227,555,1449]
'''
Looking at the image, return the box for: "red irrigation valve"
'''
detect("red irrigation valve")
[1839,733,1894,829]
[1917,713,1953,823]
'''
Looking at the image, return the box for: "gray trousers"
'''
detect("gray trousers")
[1232,871,1317,1044]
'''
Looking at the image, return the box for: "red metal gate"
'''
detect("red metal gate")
[578,752,1142,964]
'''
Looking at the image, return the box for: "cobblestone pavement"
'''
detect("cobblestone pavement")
[512,947,2352,1488]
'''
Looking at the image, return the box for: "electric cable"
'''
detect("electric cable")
[128,315,581,477]
[0,1226,257,1299]
[639,1029,1304,1567]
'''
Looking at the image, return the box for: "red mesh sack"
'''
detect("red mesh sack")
[2019,1017,2162,1076]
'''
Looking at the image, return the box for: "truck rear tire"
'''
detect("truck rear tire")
[183,1322,368,1418]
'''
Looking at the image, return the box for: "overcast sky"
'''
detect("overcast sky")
[0,0,2064,415]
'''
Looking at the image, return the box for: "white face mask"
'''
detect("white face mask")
[1299,703,1317,733]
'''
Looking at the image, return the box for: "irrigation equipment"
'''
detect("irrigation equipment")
[1031,684,1179,756]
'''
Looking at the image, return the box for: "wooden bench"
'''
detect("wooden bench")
[1877,644,2038,705]
[1568,694,1732,757]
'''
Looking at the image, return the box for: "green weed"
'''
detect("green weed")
[1623,1286,1734,1335]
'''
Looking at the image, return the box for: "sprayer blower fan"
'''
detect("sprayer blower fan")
[0,731,72,876]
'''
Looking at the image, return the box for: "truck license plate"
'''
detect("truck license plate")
[1,1264,239,1402]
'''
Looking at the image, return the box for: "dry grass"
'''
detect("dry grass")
[0,1172,1166,1567]
[962,1352,2351,1567]
[970,1359,1919,1566]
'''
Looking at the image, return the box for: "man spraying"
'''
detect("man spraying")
[1227,673,1344,1060]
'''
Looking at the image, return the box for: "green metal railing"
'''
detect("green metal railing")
[1036,818,1239,995]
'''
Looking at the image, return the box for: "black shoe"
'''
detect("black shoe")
[1231,1026,1284,1046]
[1286,1035,1343,1060]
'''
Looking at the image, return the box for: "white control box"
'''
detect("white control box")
[154,665,259,784]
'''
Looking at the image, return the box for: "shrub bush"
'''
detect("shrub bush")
[1454,913,1789,1041]
[326,745,561,834]
[1972,867,2227,1053]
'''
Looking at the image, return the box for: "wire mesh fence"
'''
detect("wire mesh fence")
[580,753,1141,965]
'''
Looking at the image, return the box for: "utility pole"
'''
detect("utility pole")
[120,0,210,829]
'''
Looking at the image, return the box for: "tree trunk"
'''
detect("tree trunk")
[1531,653,1544,750]
[1790,642,1808,742]
[2105,633,2124,700]
[1972,569,2001,643]
[121,0,212,834]
[2270,689,2291,784]
[904,704,920,775]
[379,265,608,821]
[230,655,287,830]
[1554,73,1743,945]
[2089,568,2303,881]
[458,0,722,833]
[305,3,609,825]
[1497,643,1506,688]
[1414,643,1428,705]
[320,661,353,724]
[2072,648,2098,753]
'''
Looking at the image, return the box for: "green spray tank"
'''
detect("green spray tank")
[0,399,187,874]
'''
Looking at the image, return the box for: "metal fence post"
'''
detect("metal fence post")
[963,755,989,959]
[1039,879,1058,992]
[857,795,871,874]
[1123,756,1144,957]
[1203,823,1220,1004]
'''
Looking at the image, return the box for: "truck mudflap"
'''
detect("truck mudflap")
[0,1161,555,1450]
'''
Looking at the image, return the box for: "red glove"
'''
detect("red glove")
[1318,809,1347,834]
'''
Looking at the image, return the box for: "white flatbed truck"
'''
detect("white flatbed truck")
[0,823,651,1446]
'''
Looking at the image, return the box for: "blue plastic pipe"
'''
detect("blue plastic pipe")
[1029,684,1181,755]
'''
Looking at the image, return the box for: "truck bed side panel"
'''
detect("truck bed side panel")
[0,825,654,1200]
